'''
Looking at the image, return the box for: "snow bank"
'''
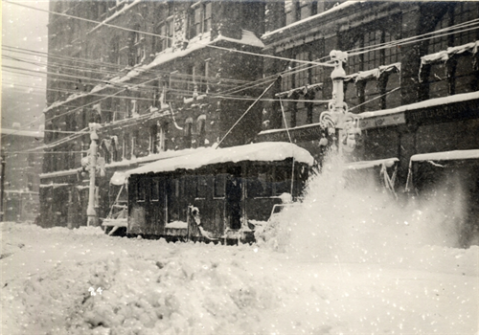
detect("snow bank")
[1,223,298,335]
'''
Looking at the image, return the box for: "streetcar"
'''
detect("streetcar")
[121,142,314,243]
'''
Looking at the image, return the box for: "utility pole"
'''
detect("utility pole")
[320,50,359,155]
[87,123,100,226]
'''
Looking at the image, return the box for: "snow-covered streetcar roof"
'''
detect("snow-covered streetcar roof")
[410,149,479,162]
[345,158,399,170]
[125,142,314,177]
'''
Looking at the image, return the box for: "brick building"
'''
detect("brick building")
[42,1,479,232]
[256,1,479,243]
[258,1,479,181]
[41,0,266,226]
[1,128,44,222]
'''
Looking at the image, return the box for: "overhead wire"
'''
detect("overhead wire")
[5,0,336,68]
[6,0,479,94]
[7,0,477,104]
[5,0,479,147]
[3,52,252,97]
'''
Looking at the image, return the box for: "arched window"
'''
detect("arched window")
[129,24,144,66]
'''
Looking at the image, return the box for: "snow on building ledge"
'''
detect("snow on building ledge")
[262,1,358,40]
[345,63,401,83]
[420,41,479,68]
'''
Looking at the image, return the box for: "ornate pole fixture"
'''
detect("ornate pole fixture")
[320,50,361,155]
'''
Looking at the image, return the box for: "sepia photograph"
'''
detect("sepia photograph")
[1,0,478,334]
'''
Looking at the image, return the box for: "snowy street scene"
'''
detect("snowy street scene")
[2,0,479,334]
[2,165,478,334]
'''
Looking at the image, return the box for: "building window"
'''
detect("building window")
[295,51,311,87]
[110,36,120,65]
[285,0,314,25]
[156,19,174,53]
[149,122,167,154]
[122,133,129,160]
[341,20,401,111]
[130,99,139,118]
[189,2,212,39]
[131,133,137,159]
[129,24,144,66]
[454,2,479,46]
[427,11,451,54]
[285,0,295,25]
[197,115,206,147]
[184,118,193,148]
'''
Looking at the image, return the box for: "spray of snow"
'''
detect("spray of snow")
[257,152,477,267]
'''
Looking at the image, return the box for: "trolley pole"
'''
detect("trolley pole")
[87,123,100,226]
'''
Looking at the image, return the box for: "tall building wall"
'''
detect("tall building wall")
[41,0,266,227]
[1,129,44,221]
[259,1,479,163]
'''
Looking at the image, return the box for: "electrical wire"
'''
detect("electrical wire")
[5,0,479,148]
[5,0,337,68]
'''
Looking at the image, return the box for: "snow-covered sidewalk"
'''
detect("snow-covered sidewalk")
[1,222,477,335]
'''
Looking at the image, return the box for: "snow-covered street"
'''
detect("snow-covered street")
[2,162,478,335]
[2,203,478,335]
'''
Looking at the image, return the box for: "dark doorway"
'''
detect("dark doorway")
[226,166,242,229]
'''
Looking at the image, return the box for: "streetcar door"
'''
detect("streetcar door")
[226,166,242,230]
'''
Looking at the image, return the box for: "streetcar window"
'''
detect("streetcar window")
[248,165,272,198]
[137,179,147,201]
[151,179,159,201]
[196,175,207,198]
[214,174,226,198]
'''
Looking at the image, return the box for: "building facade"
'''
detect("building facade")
[258,1,479,180]
[42,1,479,233]
[41,0,266,227]
[257,1,479,244]
[1,128,44,222]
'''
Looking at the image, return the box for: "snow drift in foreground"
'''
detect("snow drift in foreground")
[1,154,478,334]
